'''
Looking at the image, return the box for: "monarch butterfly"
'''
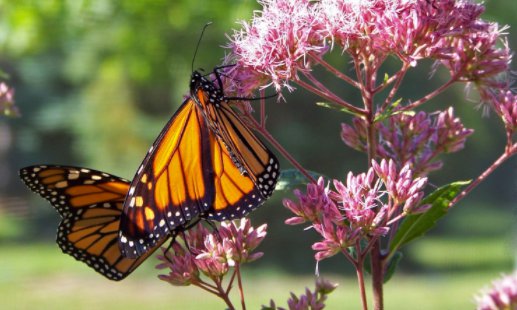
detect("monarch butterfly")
[119,68,280,258]
[19,165,173,281]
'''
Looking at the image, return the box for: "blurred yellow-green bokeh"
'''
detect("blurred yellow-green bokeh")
[1,0,517,309]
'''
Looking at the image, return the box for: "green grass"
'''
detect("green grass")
[0,242,511,309]
[408,237,513,270]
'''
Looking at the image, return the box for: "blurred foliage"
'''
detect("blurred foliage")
[2,0,259,174]
[0,0,516,276]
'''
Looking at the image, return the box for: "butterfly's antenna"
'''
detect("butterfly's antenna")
[192,22,213,72]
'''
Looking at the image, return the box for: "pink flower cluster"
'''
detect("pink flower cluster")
[228,0,510,93]
[475,272,517,310]
[341,108,473,176]
[265,277,338,310]
[284,159,427,261]
[157,219,267,285]
[487,89,517,135]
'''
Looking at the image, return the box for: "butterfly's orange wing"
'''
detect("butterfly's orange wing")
[119,99,213,258]
[19,165,169,280]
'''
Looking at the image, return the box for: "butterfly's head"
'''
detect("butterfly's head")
[190,70,204,87]
[190,69,217,93]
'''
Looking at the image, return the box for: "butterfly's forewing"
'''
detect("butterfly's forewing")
[19,165,169,280]
[119,98,214,258]
[190,71,280,220]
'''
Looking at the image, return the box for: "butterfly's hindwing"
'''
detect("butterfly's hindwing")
[19,165,168,280]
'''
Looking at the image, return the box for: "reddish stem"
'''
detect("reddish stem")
[449,143,517,207]
[372,64,408,94]
[378,64,410,113]
[399,76,457,111]
[193,280,221,295]
[295,77,366,116]
[215,278,236,310]
[235,265,247,310]
[362,57,384,310]
[361,236,378,258]
[225,270,237,295]
[370,242,384,310]
[341,247,358,265]
[303,71,357,109]
[193,278,235,309]
[309,52,362,89]
[356,260,369,310]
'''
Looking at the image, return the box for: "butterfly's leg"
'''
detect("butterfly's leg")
[162,232,180,264]
[204,219,221,241]
[177,219,202,254]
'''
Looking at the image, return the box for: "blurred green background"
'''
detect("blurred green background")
[1,0,517,309]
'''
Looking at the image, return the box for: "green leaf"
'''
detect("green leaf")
[384,251,403,283]
[389,180,470,252]
[315,101,362,117]
[275,169,327,191]
[373,98,410,123]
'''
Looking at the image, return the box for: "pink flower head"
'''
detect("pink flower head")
[435,107,475,153]
[157,219,267,284]
[156,243,200,286]
[283,177,340,226]
[195,219,267,276]
[316,0,433,65]
[312,217,360,261]
[333,169,389,235]
[183,223,212,250]
[285,277,337,310]
[377,111,437,170]
[373,108,472,176]
[437,20,510,84]
[372,159,427,214]
[489,89,517,134]
[195,234,232,278]
[341,118,368,152]
[229,0,324,92]
[285,171,394,262]
[220,60,271,98]
[217,218,268,263]
[286,288,322,310]
[476,272,517,310]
